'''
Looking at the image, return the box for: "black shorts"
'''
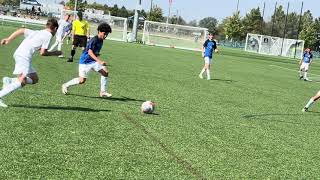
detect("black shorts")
[73,35,87,47]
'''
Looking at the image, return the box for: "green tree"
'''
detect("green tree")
[242,8,263,35]
[148,5,163,22]
[66,0,87,11]
[300,11,317,48]
[224,11,244,41]
[118,6,128,17]
[285,12,299,39]
[188,20,197,27]
[269,5,286,37]
[110,4,119,16]
[199,17,218,34]
[0,0,19,6]
[170,15,186,25]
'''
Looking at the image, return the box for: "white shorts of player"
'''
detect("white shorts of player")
[13,54,35,76]
[79,62,104,78]
[204,57,212,64]
[300,62,310,71]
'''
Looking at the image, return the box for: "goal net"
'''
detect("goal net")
[142,20,208,51]
[61,10,128,42]
[245,33,305,58]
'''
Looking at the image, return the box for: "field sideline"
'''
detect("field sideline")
[0,26,320,178]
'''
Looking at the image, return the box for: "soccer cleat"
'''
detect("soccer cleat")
[207,78,211,80]
[299,76,303,80]
[199,74,203,79]
[304,78,312,82]
[100,92,112,98]
[58,54,64,58]
[0,99,8,108]
[62,84,68,95]
[2,77,11,89]
[302,107,308,112]
[67,57,73,62]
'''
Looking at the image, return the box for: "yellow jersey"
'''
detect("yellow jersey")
[72,19,89,36]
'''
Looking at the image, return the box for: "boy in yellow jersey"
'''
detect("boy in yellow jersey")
[68,11,90,62]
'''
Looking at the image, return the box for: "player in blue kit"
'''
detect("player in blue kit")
[199,32,218,80]
[299,48,313,81]
[62,23,112,97]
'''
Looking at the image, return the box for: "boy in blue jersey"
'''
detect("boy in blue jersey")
[62,23,112,97]
[299,48,313,81]
[199,32,218,80]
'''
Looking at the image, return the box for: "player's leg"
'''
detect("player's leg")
[68,35,78,62]
[299,64,304,80]
[302,90,320,112]
[57,36,64,58]
[205,58,212,80]
[303,63,310,81]
[48,37,59,52]
[199,57,207,79]
[97,66,112,97]
[62,64,88,94]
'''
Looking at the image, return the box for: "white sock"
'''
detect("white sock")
[58,42,62,51]
[26,77,33,84]
[100,76,108,92]
[304,72,308,79]
[0,81,22,98]
[200,68,205,76]
[206,69,211,79]
[299,70,303,77]
[64,78,80,88]
[305,98,314,108]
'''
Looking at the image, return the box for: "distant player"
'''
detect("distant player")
[302,90,320,112]
[68,11,90,62]
[48,14,71,58]
[0,18,61,107]
[199,32,218,80]
[299,48,313,81]
[62,23,112,97]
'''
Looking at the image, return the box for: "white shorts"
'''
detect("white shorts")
[204,57,212,64]
[13,55,36,75]
[300,62,310,71]
[79,62,104,78]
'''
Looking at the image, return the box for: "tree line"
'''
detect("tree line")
[1,0,319,49]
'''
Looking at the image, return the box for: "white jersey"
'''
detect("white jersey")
[57,19,70,37]
[14,29,52,61]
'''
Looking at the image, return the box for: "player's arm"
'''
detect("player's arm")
[213,41,219,53]
[88,49,105,65]
[1,28,25,45]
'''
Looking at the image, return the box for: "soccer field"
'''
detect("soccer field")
[0,26,320,178]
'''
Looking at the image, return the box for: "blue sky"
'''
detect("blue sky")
[91,0,319,23]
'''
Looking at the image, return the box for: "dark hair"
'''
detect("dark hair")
[77,11,83,21]
[97,23,112,34]
[46,18,59,31]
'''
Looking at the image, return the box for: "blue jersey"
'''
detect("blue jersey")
[203,39,217,58]
[303,52,313,63]
[79,36,103,64]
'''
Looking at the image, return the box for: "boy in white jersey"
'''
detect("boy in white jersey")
[48,14,71,58]
[62,23,112,97]
[0,18,61,107]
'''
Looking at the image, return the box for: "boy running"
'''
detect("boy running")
[302,90,320,112]
[299,48,313,81]
[62,23,112,97]
[199,32,218,80]
[0,18,61,107]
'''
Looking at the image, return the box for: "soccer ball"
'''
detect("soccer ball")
[141,101,155,114]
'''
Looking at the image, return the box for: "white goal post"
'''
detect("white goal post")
[61,10,128,42]
[142,20,208,51]
[245,33,305,58]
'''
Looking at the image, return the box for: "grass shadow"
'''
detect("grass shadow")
[243,113,320,126]
[69,94,145,103]
[211,78,235,83]
[11,104,110,112]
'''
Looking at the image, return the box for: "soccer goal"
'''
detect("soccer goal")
[61,10,128,42]
[245,33,305,58]
[142,20,208,51]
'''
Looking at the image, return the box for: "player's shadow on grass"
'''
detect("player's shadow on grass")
[211,78,235,83]
[69,94,145,103]
[243,113,320,126]
[11,104,110,112]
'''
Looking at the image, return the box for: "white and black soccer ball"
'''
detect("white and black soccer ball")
[141,101,155,114]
